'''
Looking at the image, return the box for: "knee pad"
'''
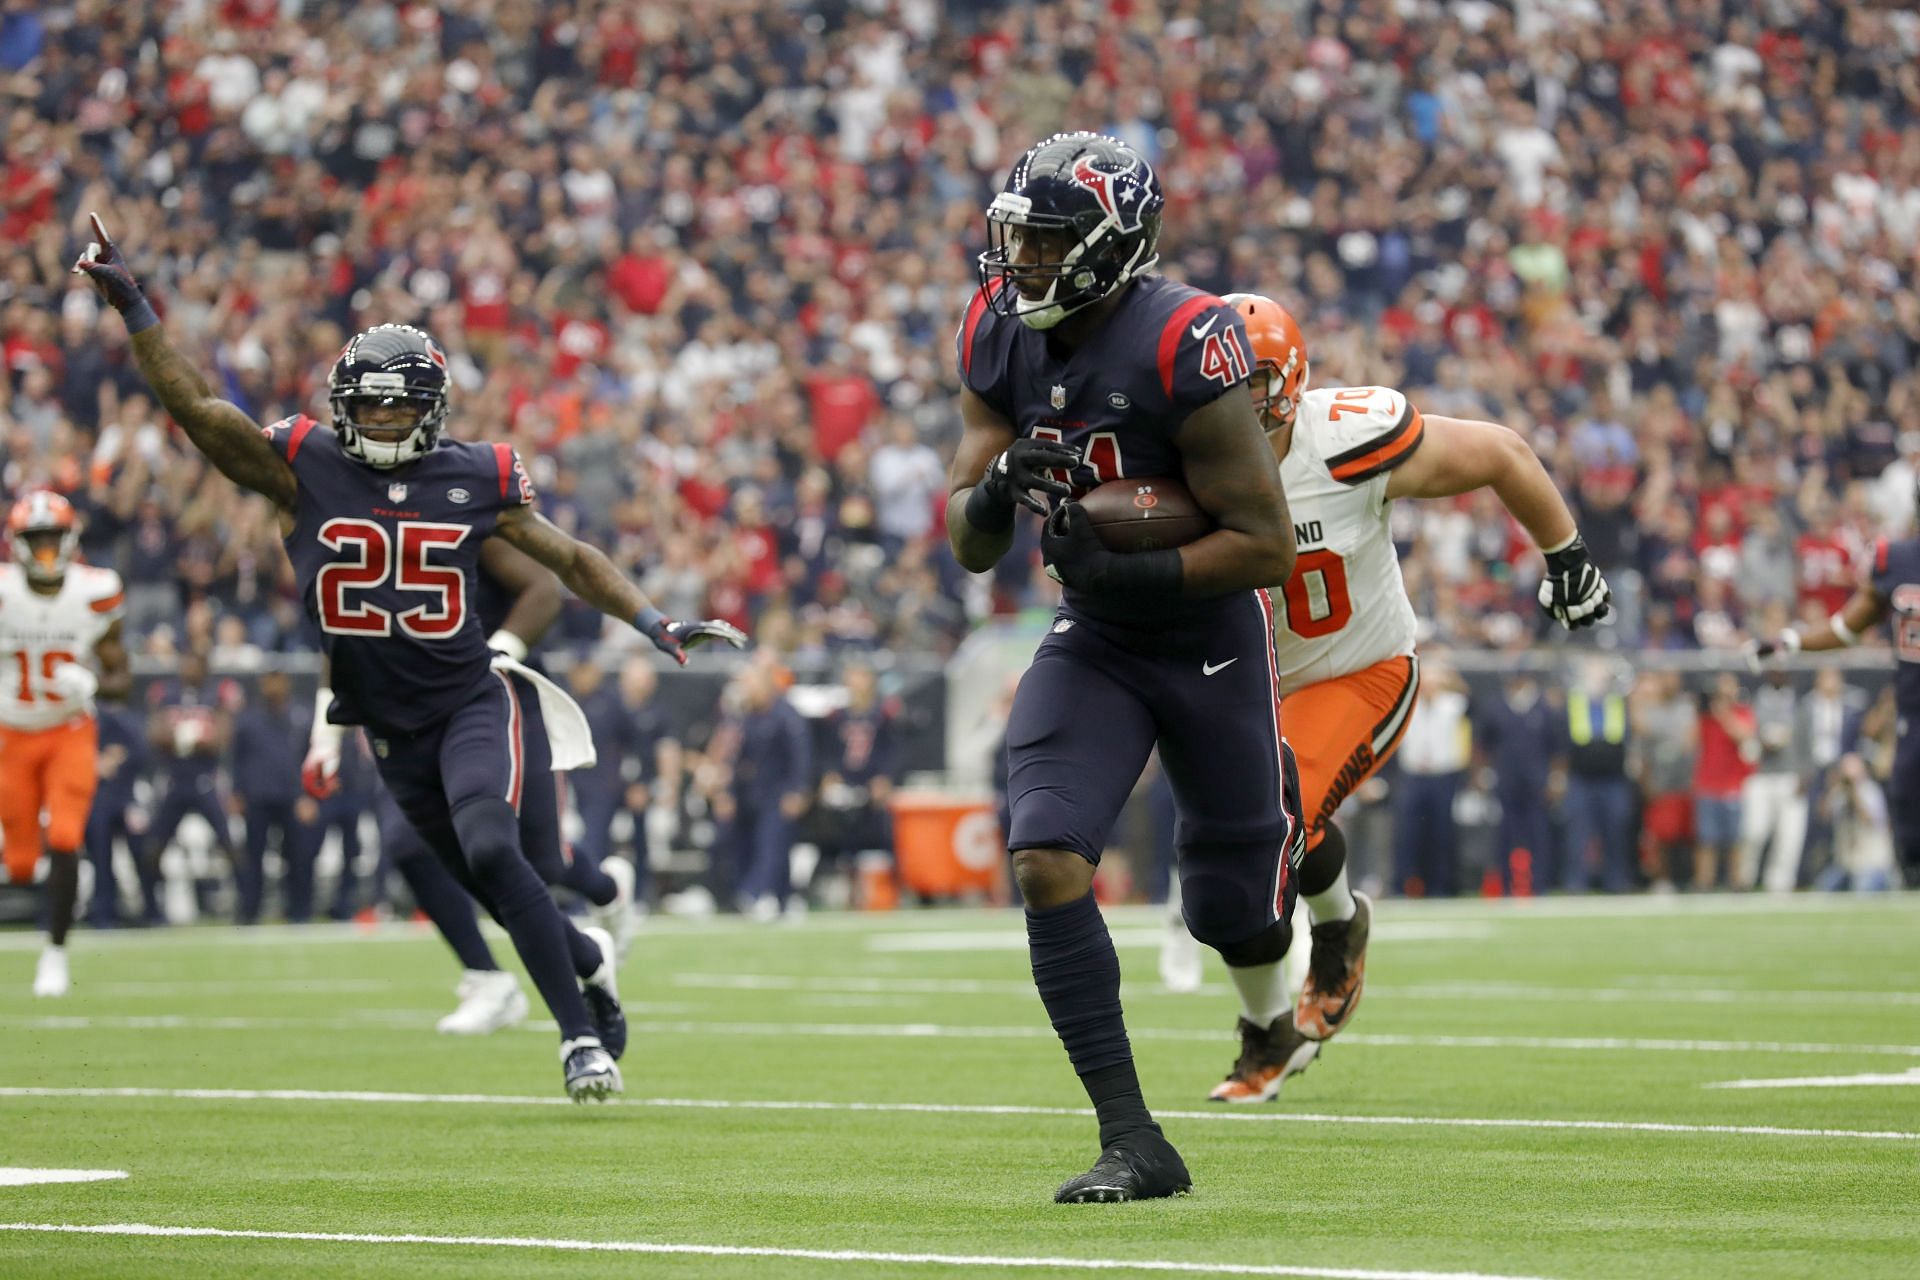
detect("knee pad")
[1179,833,1289,959]
[1296,821,1347,898]
[1213,917,1291,969]
[451,797,523,877]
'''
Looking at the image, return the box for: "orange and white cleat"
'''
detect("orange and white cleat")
[1295,890,1372,1041]
[1207,1013,1319,1104]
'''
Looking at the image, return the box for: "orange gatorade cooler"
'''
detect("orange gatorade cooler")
[888,791,1006,902]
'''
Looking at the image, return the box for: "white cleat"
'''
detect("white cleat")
[436,968,528,1035]
[591,857,638,961]
[1159,915,1204,994]
[33,946,69,999]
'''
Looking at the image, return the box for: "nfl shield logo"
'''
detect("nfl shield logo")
[387,483,408,502]
[1050,384,1067,410]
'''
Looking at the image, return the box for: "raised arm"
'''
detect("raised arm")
[74,214,296,511]
[492,503,746,665]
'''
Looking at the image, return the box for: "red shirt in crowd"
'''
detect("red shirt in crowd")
[1694,704,1755,799]
[805,371,880,463]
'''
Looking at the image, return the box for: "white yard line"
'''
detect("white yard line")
[0,1169,127,1187]
[1706,1068,1920,1090]
[0,1087,1913,1143]
[5,1013,1916,1059]
[868,925,1490,953]
[0,1222,1555,1279]
[670,973,1920,1007]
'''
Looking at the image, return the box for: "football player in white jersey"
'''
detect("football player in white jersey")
[1193,294,1611,1102]
[0,491,131,997]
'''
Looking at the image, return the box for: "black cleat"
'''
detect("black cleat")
[1054,1129,1192,1204]
[579,925,627,1060]
[562,1037,622,1103]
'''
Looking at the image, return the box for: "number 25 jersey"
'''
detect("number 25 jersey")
[1273,386,1423,697]
[263,415,535,734]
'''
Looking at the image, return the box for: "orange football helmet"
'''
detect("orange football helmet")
[1222,293,1309,431]
[7,490,80,583]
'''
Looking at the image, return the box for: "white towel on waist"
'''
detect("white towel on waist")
[490,653,598,771]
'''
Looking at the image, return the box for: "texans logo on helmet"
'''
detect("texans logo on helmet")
[1071,155,1151,231]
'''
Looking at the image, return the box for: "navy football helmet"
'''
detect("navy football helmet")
[978,132,1164,330]
[327,324,451,468]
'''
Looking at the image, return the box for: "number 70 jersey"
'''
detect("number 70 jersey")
[1273,385,1423,697]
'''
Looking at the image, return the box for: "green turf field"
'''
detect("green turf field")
[1,893,1916,1279]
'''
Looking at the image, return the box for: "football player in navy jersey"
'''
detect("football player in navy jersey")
[949,134,1300,1202]
[78,215,745,1101]
[1750,502,1920,884]
[304,537,638,1037]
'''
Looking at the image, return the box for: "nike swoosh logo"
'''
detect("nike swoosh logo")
[1190,316,1218,340]
[1202,658,1237,676]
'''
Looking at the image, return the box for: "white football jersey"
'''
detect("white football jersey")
[0,563,123,731]
[1273,386,1422,696]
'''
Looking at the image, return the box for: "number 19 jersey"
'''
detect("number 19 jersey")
[1274,386,1423,697]
[263,415,536,734]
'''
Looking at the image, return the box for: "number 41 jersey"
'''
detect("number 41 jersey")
[263,416,535,734]
[1274,386,1424,697]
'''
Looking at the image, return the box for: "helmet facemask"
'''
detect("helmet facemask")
[333,389,443,469]
[14,526,77,584]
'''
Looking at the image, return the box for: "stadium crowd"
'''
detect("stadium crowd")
[3,0,1920,912]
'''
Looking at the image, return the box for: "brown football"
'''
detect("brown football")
[1078,476,1214,553]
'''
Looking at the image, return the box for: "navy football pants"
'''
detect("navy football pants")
[1004,592,1301,950]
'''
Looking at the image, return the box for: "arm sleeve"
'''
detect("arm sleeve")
[261,414,321,467]
[955,283,1012,416]
[1317,388,1426,487]
[1157,297,1254,419]
[87,569,126,624]
[489,443,538,511]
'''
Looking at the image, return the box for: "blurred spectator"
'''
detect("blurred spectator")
[230,670,318,924]
[702,658,812,919]
[1478,669,1556,893]
[1814,755,1898,893]
[82,699,157,927]
[143,651,239,909]
[1633,671,1699,893]
[1693,673,1756,890]
[1393,662,1470,898]
[1735,670,1807,891]
[1795,667,1869,885]
[316,730,378,920]
[813,661,901,894]
[569,655,677,904]
[1559,659,1637,893]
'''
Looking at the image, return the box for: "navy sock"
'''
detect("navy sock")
[561,855,618,908]
[45,851,79,947]
[565,918,603,978]
[396,852,498,973]
[1026,891,1157,1147]
[452,798,593,1041]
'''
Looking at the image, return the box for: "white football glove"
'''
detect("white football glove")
[49,662,98,703]
[302,686,344,799]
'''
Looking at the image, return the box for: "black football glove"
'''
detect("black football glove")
[636,609,749,666]
[72,213,159,333]
[1042,501,1181,596]
[1536,534,1612,630]
[968,438,1083,527]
